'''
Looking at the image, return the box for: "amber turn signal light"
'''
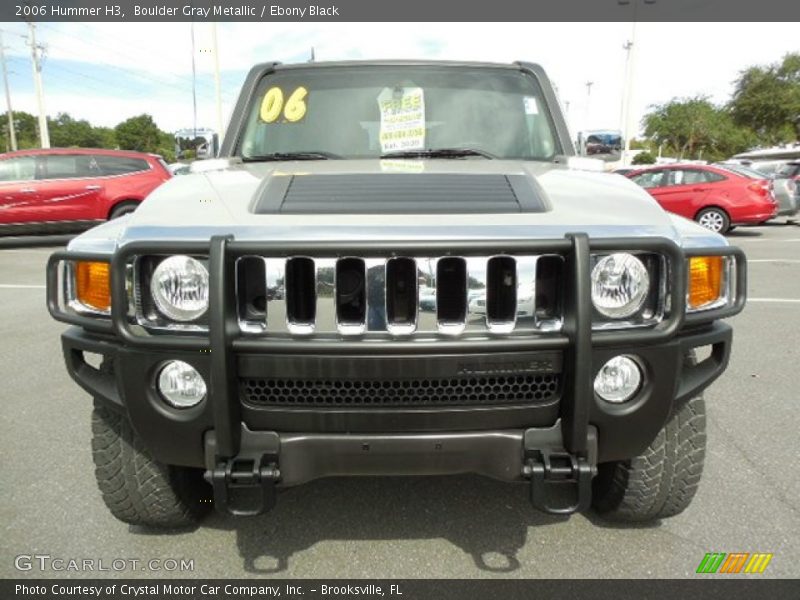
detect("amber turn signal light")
[688,256,724,309]
[75,261,111,312]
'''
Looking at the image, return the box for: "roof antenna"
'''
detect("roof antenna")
[309,47,315,63]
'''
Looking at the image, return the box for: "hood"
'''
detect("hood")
[69,158,728,251]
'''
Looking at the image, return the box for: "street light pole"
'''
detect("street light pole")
[620,22,637,165]
[211,22,224,146]
[0,30,17,151]
[619,0,655,165]
[585,81,593,131]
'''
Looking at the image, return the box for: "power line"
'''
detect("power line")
[40,23,219,95]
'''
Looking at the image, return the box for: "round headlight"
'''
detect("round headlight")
[594,355,642,404]
[157,360,207,408]
[591,253,649,319]
[151,255,209,321]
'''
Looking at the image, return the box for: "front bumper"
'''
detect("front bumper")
[62,317,733,470]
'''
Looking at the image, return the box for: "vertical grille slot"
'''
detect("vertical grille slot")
[436,257,467,334]
[535,255,564,329]
[385,257,417,335]
[486,256,517,332]
[236,256,267,332]
[285,257,316,333]
[335,257,367,334]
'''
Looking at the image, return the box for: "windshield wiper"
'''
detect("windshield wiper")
[242,151,341,161]
[380,147,496,160]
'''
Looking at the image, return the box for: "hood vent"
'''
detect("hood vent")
[251,173,547,215]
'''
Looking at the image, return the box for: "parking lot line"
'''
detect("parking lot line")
[735,238,800,243]
[748,259,800,263]
[0,284,46,289]
[748,298,800,303]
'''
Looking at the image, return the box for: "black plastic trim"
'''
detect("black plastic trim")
[61,327,123,411]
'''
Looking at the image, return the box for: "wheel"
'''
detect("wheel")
[91,401,211,528]
[109,201,139,220]
[695,207,730,234]
[592,389,706,522]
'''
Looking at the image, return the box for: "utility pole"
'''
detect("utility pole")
[190,22,197,142]
[0,30,17,151]
[211,22,224,147]
[585,81,594,131]
[27,22,49,148]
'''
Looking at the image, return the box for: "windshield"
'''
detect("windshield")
[238,65,559,161]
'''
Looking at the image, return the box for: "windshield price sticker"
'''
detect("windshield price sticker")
[378,87,426,153]
[524,96,539,115]
[260,86,308,123]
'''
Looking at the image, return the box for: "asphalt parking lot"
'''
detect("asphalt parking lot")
[1,224,798,579]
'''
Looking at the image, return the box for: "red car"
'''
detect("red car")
[0,148,171,235]
[625,163,778,233]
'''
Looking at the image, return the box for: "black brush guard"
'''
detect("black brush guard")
[47,234,747,516]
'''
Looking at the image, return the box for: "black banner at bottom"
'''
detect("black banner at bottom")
[3,579,800,600]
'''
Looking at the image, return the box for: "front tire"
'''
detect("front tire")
[91,402,211,528]
[591,393,706,522]
[696,207,730,234]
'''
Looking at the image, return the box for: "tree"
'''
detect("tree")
[632,151,656,165]
[642,96,754,162]
[730,53,800,145]
[1,111,40,151]
[114,114,175,161]
[49,112,108,148]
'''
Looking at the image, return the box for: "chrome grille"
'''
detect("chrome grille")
[236,254,565,337]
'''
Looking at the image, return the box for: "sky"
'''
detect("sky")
[0,22,797,140]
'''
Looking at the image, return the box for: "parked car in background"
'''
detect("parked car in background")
[0,148,171,235]
[626,163,778,233]
[167,162,192,176]
[771,161,800,218]
[716,161,798,218]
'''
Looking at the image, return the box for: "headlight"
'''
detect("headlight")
[591,253,650,319]
[151,255,209,321]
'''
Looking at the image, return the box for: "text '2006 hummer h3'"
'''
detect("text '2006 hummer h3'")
[47,60,746,527]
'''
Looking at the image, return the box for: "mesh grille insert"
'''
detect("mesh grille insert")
[240,374,560,408]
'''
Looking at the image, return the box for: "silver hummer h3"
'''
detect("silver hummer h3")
[48,60,746,526]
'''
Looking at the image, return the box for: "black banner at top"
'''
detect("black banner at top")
[3,0,800,22]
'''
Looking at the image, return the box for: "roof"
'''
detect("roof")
[264,59,533,71]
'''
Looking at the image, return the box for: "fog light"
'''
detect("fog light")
[157,361,206,408]
[594,355,642,404]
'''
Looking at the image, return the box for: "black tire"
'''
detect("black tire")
[695,207,730,234]
[591,392,706,522]
[91,402,211,528]
[109,201,139,220]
